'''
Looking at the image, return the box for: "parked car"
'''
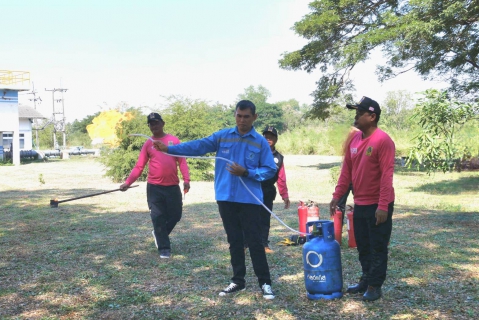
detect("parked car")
[69,146,84,154]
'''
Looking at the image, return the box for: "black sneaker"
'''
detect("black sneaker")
[159,249,171,259]
[362,286,382,301]
[219,283,245,296]
[346,280,368,294]
[261,283,275,300]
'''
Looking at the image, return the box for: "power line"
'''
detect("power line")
[26,82,42,149]
[45,87,68,149]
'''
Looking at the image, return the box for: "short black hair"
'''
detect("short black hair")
[235,100,256,115]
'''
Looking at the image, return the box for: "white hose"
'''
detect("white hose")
[129,134,309,235]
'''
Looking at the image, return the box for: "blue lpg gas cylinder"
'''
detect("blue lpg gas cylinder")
[303,220,343,300]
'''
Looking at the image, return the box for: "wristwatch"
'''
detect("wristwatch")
[242,169,249,177]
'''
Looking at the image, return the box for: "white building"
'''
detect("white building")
[0,71,32,165]
[1,105,46,151]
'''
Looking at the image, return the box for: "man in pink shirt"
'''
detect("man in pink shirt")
[329,96,395,301]
[120,112,190,259]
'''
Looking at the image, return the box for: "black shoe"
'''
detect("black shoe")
[219,283,245,296]
[159,249,171,259]
[346,280,368,294]
[362,286,382,301]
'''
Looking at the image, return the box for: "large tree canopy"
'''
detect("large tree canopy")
[279,0,479,119]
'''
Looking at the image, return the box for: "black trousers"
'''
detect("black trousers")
[147,183,183,250]
[353,202,394,287]
[217,201,271,287]
[258,188,276,247]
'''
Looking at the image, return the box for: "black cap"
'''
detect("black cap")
[346,96,381,116]
[147,112,163,124]
[263,126,278,137]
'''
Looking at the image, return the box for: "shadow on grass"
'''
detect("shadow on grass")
[298,161,342,170]
[410,176,479,194]
[1,191,478,319]
[317,162,342,170]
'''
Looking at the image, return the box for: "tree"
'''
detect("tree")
[279,0,479,119]
[238,85,285,131]
[100,108,149,183]
[275,99,303,131]
[36,119,55,149]
[160,96,229,181]
[66,112,100,147]
[407,89,478,173]
[381,90,415,131]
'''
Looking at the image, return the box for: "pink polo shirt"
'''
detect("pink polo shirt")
[125,134,190,186]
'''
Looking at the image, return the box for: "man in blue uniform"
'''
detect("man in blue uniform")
[153,100,277,300]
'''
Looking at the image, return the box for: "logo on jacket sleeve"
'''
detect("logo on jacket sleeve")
[168,141,174,146]
[366,146,373,156]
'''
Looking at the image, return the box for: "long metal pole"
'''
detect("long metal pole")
[52,90,57,149]
[61,89,66,149]
[46,88,68,150]
[29,83,40,150]
[50,185,139,207]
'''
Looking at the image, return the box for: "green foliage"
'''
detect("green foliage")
[407,89,478,173]
[275,99,307,131]
[101,147,146,183]
[38,173,45,185]
[36,119,55,149]
[160,96,225,140]
[100,108,150,183]
[279,0,479,118]
[381,91,416,131]
[278,119,362,156]
[160,96,229,181]
[329,166,341,186]
[66,113,100,147]
[237,85,285,131]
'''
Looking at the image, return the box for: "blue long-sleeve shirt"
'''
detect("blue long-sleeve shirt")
[167,126,277,204]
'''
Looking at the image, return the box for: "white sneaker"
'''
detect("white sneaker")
[261,283,275,300]
[152,230,158,249]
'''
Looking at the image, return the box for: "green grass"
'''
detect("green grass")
[0,157,478,319]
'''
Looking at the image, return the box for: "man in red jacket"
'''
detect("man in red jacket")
[329,96,395,301]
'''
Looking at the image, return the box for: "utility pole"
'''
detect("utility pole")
[45,88,68,150]
[27,82,42,150]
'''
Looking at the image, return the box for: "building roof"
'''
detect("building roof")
[18,104,46,119]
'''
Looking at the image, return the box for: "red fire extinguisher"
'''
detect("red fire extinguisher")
[298,201,308,234]
[332,208,343,245]
[298,200,320,234]
[307,202,320,223]
[346,205,356,248]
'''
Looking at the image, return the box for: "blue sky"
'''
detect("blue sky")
[2,0,445,121]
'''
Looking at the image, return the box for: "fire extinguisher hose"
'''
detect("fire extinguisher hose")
[130,134,310,235]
